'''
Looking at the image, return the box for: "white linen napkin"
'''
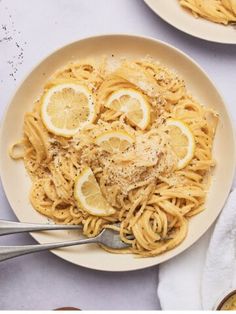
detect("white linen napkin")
[158,187,236,310]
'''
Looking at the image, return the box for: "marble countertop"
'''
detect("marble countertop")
[0,0,235,310]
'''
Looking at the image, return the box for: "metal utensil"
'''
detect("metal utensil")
[0,219,82,236]
[0,224,130,262]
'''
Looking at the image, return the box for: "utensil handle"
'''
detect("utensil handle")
[0,219,82,236]
[0,237,97,262]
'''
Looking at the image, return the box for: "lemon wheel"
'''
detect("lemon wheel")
[41,83,96,137]
[106,88,150,130]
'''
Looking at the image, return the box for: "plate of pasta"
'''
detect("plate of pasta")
[0,34,235,271]
[144,0,236,44]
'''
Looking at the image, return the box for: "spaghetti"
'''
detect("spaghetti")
[179,0,236,25]
[10,57,218,257]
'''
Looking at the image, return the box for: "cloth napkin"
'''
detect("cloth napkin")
[158,187,236,310]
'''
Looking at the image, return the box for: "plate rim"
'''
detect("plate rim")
[144,0,236,44]
[0,33,235,271]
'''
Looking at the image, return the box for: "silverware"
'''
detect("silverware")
[0,220,130,262]
[0,219,82,236]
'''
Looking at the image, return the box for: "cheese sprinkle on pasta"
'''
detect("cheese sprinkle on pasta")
[10,56,218,257]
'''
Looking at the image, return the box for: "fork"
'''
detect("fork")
[0,219,130,262]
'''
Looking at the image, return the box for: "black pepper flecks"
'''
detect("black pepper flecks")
[0,1,27,82]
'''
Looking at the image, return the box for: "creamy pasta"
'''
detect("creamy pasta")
[10,56,218,257]
[179,0,236,25]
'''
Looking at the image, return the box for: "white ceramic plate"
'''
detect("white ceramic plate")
[0,34,235,271]
[144,0,236,44]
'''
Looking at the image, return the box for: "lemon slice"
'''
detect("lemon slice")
[106,88,150,130]
[166,119,195,170]
[74,167,115,216]
[41,83,96,137]
[95,130,134,154]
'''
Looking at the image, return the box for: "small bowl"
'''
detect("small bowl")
[215,289,236,310]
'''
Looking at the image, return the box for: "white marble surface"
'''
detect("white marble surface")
[0,0,236,310]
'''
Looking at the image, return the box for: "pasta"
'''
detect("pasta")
[179,0,236,25]
[10,56,218,257]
